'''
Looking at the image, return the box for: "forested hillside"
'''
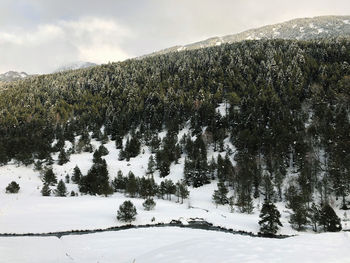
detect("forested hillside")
[0,38,349,229]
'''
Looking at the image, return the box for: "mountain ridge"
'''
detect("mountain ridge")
[145,15,350,57]
[0,71,29,82]
[0,62,97,83]
[54,62,97,73]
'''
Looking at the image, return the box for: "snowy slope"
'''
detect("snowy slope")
[144,15,350,58]
[0,107,349,263]
[1,228,349,263]
[53,62,97,73]
[0,129,348,235]
[0,151,280,234]
[0,71,29,82]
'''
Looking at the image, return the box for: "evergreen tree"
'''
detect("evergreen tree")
[92,127,102,140]
[55,179,67,197]
[117,200,137,222]
[183,136,209,187]
[164,179,176,200]
[53,137,65,152]
[34,160,43,171]
[212,181,229,205]
[76,131,92,153]
[184,157,210,187]
[223,154,235,186]
[42,168,57,186]
[41,183,51,196]
[234,151,255,213]
[101,131,109,144]
[146,155,156,176]
[285,184,309,230]
[139,177,157,199]
[319,204,342,232]
[289,204,309,230]
[259,201,283,235]
[236,186,254,214]
[297,166,314,208]
[58,148,69,165]
[158,181,166,199]
[118,138,128,161]
[71,165,82,184]
[0,142,9,165]
[93,149,103,163]
[285,184,303,211]
[112,170,127,192]
[98,145,109,156]
[216,154,225,181]
[308,202,321,232]
[79,159,113,196]
[176,180,190,204]
[208,156,217,180]
[149,135,161,153]
[143,198,156,211]
[262,173,275,202]
[115,135,123,149]
[128,136,141,158]
[158,156,171,178]
[125,171,138,197]
[120,137,141,161]
[138,177,148,199]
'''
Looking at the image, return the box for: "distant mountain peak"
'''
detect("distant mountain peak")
[0,71,29,82]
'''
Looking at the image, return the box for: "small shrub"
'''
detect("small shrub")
[41,183,51,196]
[117,200,137,222]
[5,181,20,193]
[143,198,156,211]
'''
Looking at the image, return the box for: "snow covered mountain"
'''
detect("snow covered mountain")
[147,15,350,57]
[0,71,29,82]
[54,61,97,72]
[0,62,97,82]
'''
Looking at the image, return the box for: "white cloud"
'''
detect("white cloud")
[0,17,134,74]
[78,44,129,64]
[60,17,132,63]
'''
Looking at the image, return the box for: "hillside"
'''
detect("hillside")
[146,16,350,57]
[0,38,349,239]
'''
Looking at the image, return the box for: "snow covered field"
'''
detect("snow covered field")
[0,167,280,234]
[1,227,349,263]
[0,158,297,235]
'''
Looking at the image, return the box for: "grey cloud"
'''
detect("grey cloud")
[0,17,134,74]
[0,0,349,73]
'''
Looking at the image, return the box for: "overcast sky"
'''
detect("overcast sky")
[1,0,349,74]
